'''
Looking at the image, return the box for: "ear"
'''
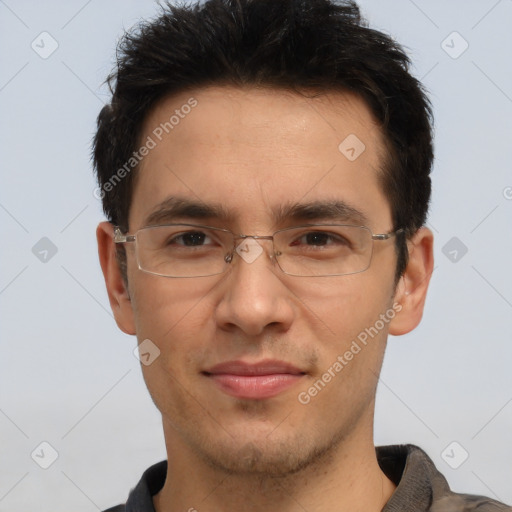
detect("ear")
[389,227,434,336]
[97,222,136,335]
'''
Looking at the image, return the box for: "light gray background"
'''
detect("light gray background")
[1,0,511,510]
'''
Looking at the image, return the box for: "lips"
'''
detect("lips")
[203,360,305,399]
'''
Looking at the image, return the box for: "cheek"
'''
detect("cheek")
[298,271,395,399]
[129,274,218,355]
[299,281,393,419]
[130,277,217,420]
[300,271,394,342]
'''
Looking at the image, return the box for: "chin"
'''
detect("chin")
[192,429,342,478]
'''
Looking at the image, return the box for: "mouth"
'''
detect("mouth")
[202,360,306,400]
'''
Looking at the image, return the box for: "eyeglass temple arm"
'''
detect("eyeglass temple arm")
[372,228,405,241]
[113,226,135,244]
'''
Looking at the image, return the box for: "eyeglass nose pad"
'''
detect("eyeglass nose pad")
[271,250,282,261]
[224,246,279,265]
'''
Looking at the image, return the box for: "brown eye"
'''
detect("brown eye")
[172,231,208,246]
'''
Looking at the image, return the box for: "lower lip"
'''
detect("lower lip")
[207,373,303,399]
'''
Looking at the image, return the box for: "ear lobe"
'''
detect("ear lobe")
[389,227,434,336]
[97,222,136,335]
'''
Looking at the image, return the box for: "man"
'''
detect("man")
[93,0,511,510]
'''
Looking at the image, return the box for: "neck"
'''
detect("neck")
[153,423,396,512]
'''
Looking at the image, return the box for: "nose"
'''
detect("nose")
[214,237,295,337]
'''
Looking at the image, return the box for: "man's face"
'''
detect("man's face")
[120,87,403,475]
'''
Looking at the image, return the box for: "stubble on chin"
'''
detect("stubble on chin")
[188,423,346,480]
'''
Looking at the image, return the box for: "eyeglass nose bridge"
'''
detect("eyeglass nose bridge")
[224,234,278,264]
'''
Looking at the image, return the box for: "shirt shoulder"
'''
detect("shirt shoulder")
[101,460,167,512]
[377,444,511,512]
[430,493,512,512]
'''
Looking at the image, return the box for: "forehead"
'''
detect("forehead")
[130,86,391,231]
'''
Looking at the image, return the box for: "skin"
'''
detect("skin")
[97,86,433,511]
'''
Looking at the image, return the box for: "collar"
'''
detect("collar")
[122,444,464,511]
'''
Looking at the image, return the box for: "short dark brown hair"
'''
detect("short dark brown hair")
[93,0,434,280]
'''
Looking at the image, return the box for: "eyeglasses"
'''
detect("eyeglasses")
[113,223,404,278]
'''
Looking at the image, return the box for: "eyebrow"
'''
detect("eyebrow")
[144,197,231,226]
[274,200,369,226]
[143,196,369,228]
